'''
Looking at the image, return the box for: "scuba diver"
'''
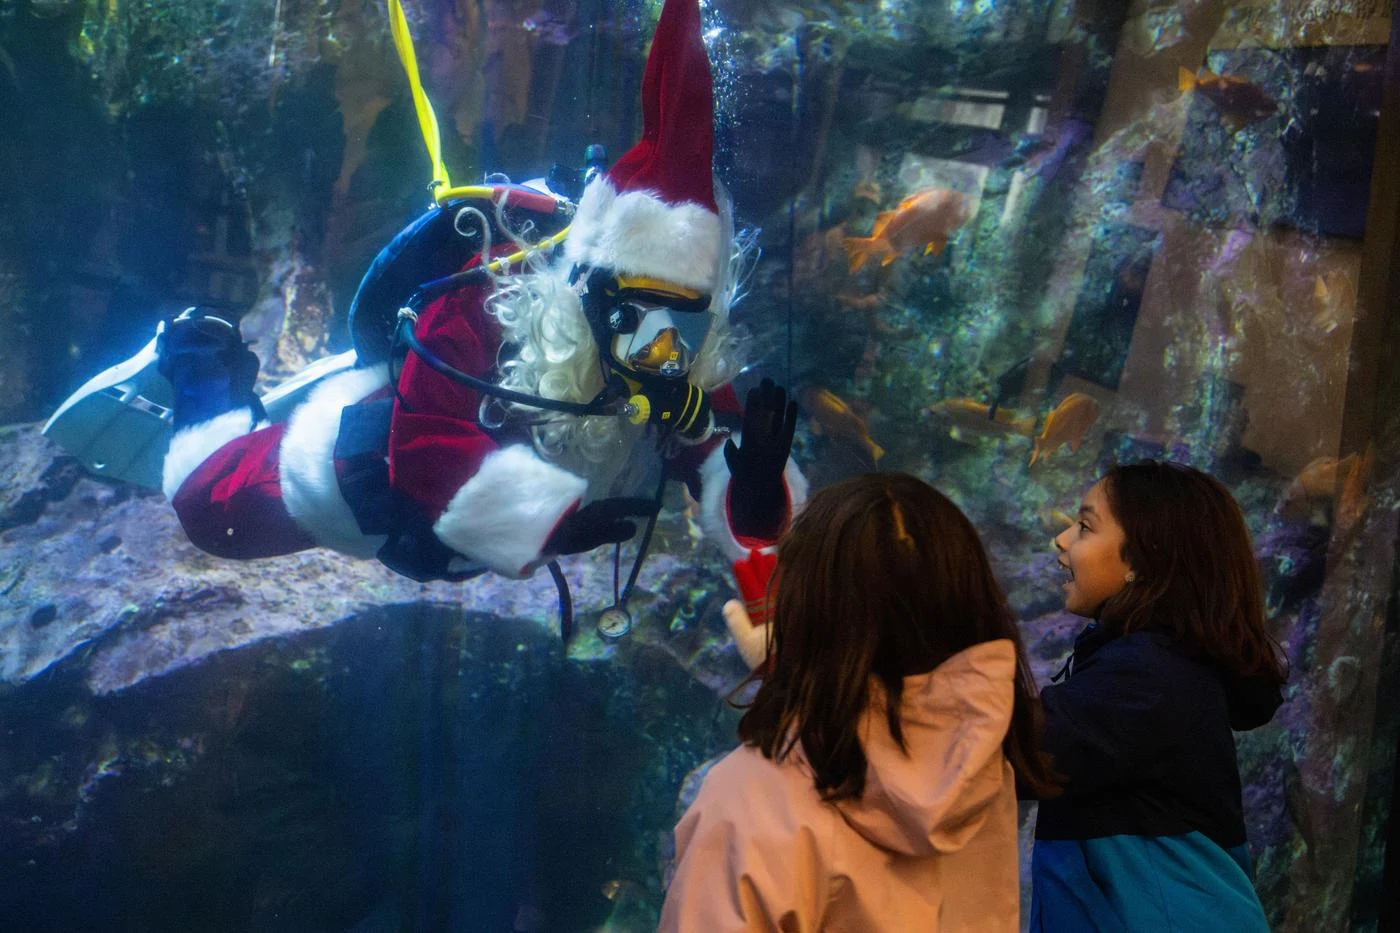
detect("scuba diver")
[73,0,804,635]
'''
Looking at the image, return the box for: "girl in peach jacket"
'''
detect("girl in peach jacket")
[660,472,1057,932]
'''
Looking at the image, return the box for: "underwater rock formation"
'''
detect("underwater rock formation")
[0,419,754,930]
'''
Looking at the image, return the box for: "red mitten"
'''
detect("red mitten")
[727,548,777,671]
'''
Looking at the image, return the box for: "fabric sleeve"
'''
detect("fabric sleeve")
[389,276,584,577]
[659,777,829,933]
[1038,643,1172,798]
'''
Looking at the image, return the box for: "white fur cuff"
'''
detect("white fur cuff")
[563,178,722,293]
[698,439,809,562]
[433,445,587,578]
[162,408,266,500]
[279,363,391,558]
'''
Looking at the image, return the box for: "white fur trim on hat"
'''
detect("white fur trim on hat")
[433,445,587,578]
[279,363,392,559]
[698,438,809,562]
[162,407,266,501]
[563,177,723,293]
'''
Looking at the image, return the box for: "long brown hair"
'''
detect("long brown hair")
[1097,461,1286,682]
[736,472,1057,801]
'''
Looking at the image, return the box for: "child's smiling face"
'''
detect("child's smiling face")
[1054,480,1133,618]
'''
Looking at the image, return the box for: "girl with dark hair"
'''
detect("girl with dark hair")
[1031,460,1286,932]
[659,472,1057,932]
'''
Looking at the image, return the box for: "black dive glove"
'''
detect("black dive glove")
[546,497,659,555]
[724,378,798,540]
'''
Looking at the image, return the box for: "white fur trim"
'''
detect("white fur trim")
[162,408,265,500]
[563,178,722,293]
[699,439,809,562]
[723,599,770,671]
[279,364,392,558]
[433,445,587,578]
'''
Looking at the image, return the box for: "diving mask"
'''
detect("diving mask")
[605,278,713,379]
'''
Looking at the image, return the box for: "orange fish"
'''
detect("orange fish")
[1287,454,1355,503]
[801,387,885,463]
[844,188,972,273]
[1029,393,1100,466]
[836,291,887,312]
[927,398,1038,438]
[1337,444,1375,529]
[1178,67,1277,127]
[1284,445,1374,526]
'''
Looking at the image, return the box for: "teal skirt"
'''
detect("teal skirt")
[1030,832,1270,933]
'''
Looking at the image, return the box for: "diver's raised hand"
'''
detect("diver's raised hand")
[545,497,658,555]
[724,378,798,540]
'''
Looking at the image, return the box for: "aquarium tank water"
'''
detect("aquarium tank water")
[1,0,1399,930]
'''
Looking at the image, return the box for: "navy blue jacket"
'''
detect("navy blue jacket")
[1034,623,1283,848]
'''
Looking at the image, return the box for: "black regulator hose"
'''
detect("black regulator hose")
[393,267,621,417]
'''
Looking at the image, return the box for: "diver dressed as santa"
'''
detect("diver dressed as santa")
[151,0,804,616]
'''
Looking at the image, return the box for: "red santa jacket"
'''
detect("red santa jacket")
[160,267,807,578]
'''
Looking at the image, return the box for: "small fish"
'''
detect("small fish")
[1283,446,1373,525]
[844,188,973,273]
[1039,507,1077,532]
[835,291,887,312]
[1311,274,1344,334]
[1029,393,1100,466]
[1179,67,1278,127]
[801,386,885,463]
[1286,454,1353,504]
[601,879,638,901]
[927,398,1037,437]
[1337,444,1374,530]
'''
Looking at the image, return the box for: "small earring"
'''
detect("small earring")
[1124,571,1136,583]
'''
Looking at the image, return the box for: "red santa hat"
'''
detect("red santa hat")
[563,0,723,295]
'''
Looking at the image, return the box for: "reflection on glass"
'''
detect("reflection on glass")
[0,1,1396,930]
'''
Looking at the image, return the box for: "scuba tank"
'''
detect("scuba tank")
[348,179,574,365]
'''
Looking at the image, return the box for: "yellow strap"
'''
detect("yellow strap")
[615,275,704,300]
[385,0,571,259]
[387,0,451,194]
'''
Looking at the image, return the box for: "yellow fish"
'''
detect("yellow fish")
[844,188,973,273]
[1029,393,1100,466]
[928,398,1037,438]
[1311,273,1345,334]
[801,386,886,463]
[1039,507,1077,533]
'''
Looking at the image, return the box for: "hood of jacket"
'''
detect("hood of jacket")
[833,638,1016,857]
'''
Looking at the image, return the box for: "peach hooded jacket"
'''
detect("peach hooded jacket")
[659,639,1019,932]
